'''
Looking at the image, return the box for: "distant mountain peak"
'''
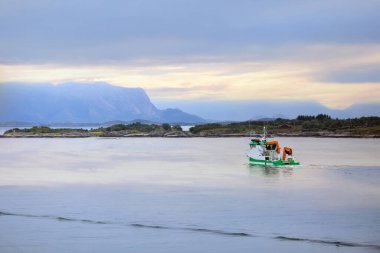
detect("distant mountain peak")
[0,82,205,124]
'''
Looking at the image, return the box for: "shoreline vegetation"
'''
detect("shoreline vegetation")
[1,115,380,138]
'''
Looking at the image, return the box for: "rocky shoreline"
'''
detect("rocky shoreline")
[2,116,379,138]
[1,131,378,138]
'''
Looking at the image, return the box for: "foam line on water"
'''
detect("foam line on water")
[1,210,379,249]
[0,211,114,225]
[275,236,380,248]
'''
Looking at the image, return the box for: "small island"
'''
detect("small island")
[1,115,380,138]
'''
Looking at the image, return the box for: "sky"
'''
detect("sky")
[0,0,380,119]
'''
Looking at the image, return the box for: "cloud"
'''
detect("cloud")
[1,56,379,110]
[147,84,232,99]
[0,0,379,64]
[1,0,380,110]
[318,64,380,84]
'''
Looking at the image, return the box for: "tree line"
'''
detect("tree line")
[189,115,380,135]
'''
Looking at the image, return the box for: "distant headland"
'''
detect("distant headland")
[1,115,379,138]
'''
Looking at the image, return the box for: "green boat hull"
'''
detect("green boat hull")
[249,157,300,167]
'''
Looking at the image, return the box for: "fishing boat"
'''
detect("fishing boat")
[247,127,300,166]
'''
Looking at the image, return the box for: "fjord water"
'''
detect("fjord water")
[0,138,379,253]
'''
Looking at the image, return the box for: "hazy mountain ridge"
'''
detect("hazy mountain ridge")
[0,82,205,124]
[154,100,380,121]
[1,82,379,125]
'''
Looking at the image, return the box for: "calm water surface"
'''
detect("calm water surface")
[0,137,379,253]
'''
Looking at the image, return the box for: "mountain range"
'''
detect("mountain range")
[0,82,205,124]
[154,100,380,121]
[1,82,379,125]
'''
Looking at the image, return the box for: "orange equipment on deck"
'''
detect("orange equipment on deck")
[266,140,281,154]
[282,146,293,160]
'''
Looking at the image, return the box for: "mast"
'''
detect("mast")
[263,126,266,140]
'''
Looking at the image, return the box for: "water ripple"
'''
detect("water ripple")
[1,210,379,250]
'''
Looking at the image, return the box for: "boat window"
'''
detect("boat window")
[266,144,276,150]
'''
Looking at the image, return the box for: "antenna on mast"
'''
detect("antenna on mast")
[249,120,251,138]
